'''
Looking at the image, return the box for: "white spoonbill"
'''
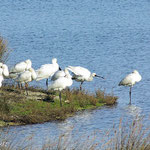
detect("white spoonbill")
[51,68,69,81]
[48,69,73,107]
[119,70,142,105]
[10,59,32,74]
[2,64,9,78]
[67,66,105,90]
[9,59,32,80]
[0,63,9,87]
[36,58,60,89]
[15,68,37,95]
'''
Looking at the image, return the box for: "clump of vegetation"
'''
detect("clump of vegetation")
[65,88,118,109]
[101,117,150,150]
[0,36,11,63]
[0,85,118,126]
[96,89,118,105]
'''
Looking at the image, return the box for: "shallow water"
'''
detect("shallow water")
[0,0,150,149]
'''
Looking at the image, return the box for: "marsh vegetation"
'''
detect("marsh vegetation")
[0,85,117,126]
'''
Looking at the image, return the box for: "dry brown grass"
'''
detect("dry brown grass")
[65,88,118,107]
[96,89,118,105]
[101,117,150,150]
[1,116,150,150]
[0,36,11,63]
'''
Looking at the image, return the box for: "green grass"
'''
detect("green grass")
[0,85,118,126]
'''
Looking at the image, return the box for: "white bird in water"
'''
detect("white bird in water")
[119,70,142,105]
[36,58,61,89]
[48,69,73,107]
[0,63,9,87]
[67,66,105,90]
[15,68,37,95]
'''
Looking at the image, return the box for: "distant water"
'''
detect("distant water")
[0,0,150,149]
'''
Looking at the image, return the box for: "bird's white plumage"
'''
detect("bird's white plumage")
[36,58,59,81]
[10,59,32,73]
[119,70,142,87]
[49,69,73,91]
[51,68,70,81]
[9,59,32,80]
[119,70,142,104]
[0,63,9,87]
[2,64,9,77]
[0,67,4,87]
[15,68,37,84]
[67,66,96,82]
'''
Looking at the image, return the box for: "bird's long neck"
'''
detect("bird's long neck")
[87,75,93,81]
[31,70,37,80]
[3,67,9,77]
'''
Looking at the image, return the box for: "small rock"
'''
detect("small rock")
[64,100,70,104]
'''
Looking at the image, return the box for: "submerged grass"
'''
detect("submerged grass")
[0,85,118,126]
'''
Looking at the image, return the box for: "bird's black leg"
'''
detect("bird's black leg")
[46,79,48,90]
[59,91,62,107]
[25,83,28,96]
[80,82,83,91]
[129,86,132,105]
[17,82,21,89]
[21,83,23,89]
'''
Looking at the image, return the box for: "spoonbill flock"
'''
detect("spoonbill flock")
[0,58,142,105]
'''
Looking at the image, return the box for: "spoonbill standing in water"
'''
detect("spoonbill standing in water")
[15,68,37,95]
[48,69,73,107]
[67,66,105,90]
[119,70,142,105]
[36,58,60,89]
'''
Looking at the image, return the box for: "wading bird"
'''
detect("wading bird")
[119,70,142,105]
[48,69,73,107]
[9,59,32,88]
[51,68,68,81]
[67,66,105,90]
[36,58,60,89]
[10,59,32,75]
[15,68,37,95]
[0,63,9,87]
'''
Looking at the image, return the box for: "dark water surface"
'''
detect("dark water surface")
[0,0,150,148]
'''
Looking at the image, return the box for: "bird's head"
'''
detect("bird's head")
[52,58,57,64]
[92,73,97,77]
[92,73,105,79]
[64,68,72,78]
[2,64,8,69]
[28,68,33,72]
[132,70,139,74]
[25,59,31,64]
